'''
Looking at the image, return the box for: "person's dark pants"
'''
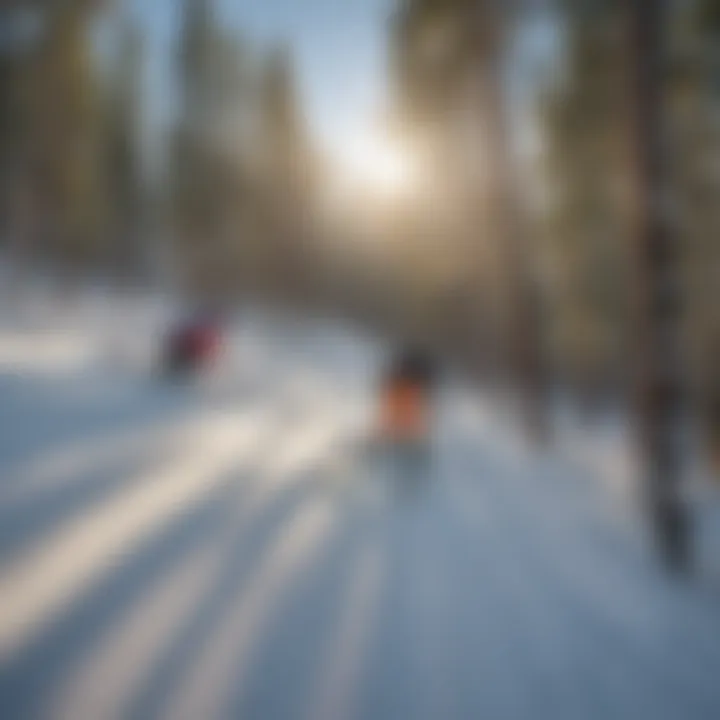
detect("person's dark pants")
[390,438,432,498]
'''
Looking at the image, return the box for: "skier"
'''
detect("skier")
[162,306,223,378]
[375,346,439,491]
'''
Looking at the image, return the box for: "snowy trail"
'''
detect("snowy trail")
[1,309,720,720]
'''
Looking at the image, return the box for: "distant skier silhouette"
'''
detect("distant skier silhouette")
[378,348,438,445]
[162,307,223,378]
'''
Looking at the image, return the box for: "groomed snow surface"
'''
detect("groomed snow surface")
[1,289,720,720]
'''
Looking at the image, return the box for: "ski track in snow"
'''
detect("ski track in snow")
[1,296,720,720]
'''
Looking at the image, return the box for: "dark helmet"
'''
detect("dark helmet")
[390,347,438,390]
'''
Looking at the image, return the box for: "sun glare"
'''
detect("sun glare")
[335,132,417,199]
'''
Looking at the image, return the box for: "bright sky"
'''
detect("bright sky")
[129,0,395,161]
[123,0,558,198]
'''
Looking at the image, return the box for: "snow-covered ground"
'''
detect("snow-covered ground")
[1,290,720,720]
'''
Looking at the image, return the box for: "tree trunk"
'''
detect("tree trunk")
[629,0,691,570]
[473,0,548,442]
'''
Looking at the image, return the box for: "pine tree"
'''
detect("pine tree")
[106,15,145,278]
[540,0,633,409]
[258,43,314,300]
[22,1,107,271]
[629,0,690,570]
[672,0,720,474]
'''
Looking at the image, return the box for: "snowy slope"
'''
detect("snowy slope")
[1,293,720,720]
